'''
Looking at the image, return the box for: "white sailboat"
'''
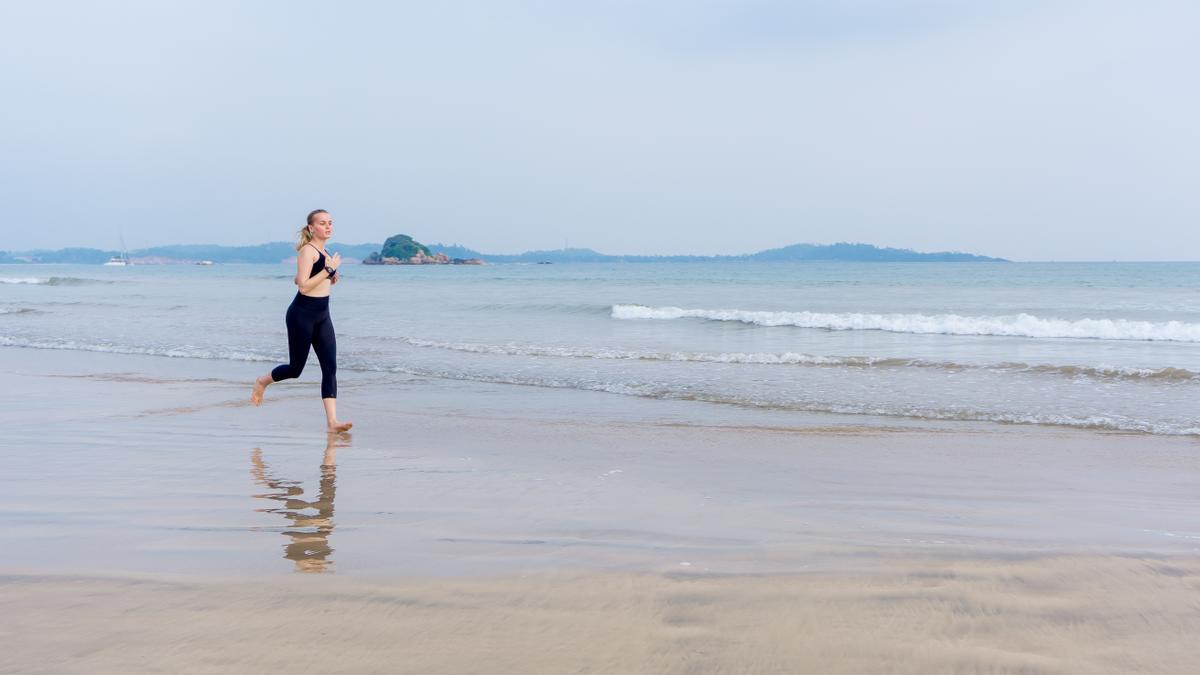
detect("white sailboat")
[104,231,132,266]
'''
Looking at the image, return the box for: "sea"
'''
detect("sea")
[2,261,1198,436]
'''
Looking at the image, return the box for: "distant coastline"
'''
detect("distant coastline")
[0,241,1008,264]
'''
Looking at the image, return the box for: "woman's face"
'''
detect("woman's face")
[309,212,334,242]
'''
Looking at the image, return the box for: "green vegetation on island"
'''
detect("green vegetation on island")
[380,234,431,259]
[364,235,483,265]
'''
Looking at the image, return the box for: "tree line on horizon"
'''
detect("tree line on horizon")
[0,239,1007,264]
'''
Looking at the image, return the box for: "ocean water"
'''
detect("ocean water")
[2,261,1198,435]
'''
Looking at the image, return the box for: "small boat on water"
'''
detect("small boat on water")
[105,230,132,266]
[195,260,215,266]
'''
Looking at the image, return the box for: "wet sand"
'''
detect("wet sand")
[2,347,1199,673]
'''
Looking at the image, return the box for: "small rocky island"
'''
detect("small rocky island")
[362,234,483,265]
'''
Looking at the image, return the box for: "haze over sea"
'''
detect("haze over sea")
[4,259,1197,436]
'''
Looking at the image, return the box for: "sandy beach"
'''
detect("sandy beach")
[8,0,1200,669]
[3,347,1199,673]
[6,556,1199,675]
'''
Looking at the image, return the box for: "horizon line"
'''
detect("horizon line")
[2,240,1197,263]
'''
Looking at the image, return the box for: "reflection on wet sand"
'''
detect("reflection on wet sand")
[250,435,347,573]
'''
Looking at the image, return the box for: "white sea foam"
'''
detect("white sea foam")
[2,333,1195,435]
[612,305,1200,343]
[14,332,1193,386]
[383,364,1200,436]
[400,337,867,366]
[0,336,277,362]
[0,276,106,286]
[399,337,1199,382]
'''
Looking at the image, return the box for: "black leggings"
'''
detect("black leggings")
[271,293,337,399]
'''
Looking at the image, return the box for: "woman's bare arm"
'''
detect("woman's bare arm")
[294,247,328,294]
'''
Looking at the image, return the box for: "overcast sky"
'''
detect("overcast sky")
[1,1,1196,260]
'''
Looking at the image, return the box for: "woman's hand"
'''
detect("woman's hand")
[328,252,342,284]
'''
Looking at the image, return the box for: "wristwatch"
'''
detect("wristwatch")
[326,265,336,278]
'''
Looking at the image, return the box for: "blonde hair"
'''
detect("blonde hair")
[295,209,327,251]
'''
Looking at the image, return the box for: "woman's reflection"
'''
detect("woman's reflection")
[250,435,345,573]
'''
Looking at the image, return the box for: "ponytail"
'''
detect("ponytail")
[295,226,314,251]
[295,209,327,251]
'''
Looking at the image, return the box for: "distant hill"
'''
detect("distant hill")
[2,241,1007,264]
[131,242,383,262]
[460,243,1004,263]
[481,248,643,263]
[2,242,381,264]
[4,247,123,264]
[750,242,1005,262]
[428,243,485,259]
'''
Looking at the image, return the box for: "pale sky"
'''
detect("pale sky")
[1,0,1196,260]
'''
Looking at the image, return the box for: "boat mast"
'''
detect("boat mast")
[119,228,130,265]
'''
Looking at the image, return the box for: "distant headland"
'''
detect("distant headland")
[362,234,484,265]
[0,238,1007,264]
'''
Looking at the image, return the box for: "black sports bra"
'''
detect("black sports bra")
[305,243,327,279]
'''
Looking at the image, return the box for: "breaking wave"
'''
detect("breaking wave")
[612,305,1200,343]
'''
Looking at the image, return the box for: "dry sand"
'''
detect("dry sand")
[4,555,1200,674]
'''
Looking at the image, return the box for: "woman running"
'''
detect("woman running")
[251,209,353,433]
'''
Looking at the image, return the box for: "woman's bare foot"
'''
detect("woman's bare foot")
[328,421,353,433]
[250,374,272,406]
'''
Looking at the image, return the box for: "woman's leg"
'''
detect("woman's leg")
[311,315,337,400]
[252,303,314,406]
[312,315,351,432]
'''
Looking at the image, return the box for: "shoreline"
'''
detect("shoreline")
[3,345,1199,671]
[4,346,1199,577]
[1,335,1195,439]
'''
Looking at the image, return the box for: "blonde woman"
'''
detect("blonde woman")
[251,209,352,433]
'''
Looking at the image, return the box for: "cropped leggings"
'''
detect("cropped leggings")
[271,293,337,399]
